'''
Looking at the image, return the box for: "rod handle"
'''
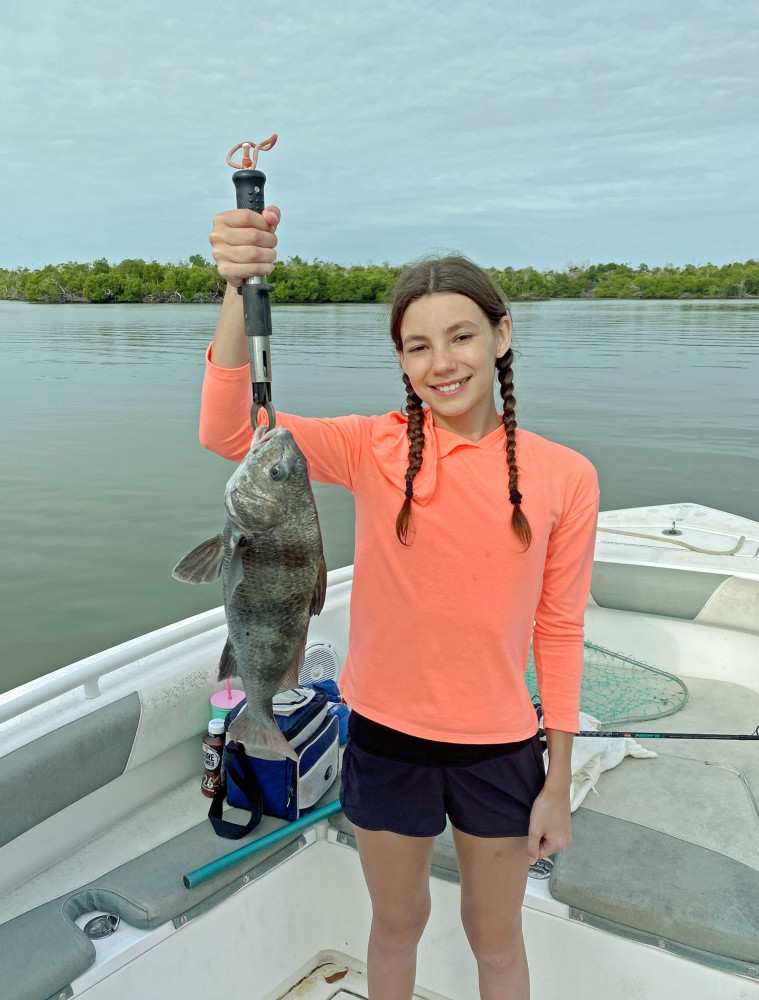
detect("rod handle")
[232,168,267,215]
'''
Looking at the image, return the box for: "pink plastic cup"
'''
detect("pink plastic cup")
[209,688,245,721]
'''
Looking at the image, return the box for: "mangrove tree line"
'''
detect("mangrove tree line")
[1,256,758,304]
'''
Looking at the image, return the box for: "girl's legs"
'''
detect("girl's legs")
[452,827,531,1000]
[353,825,437,1000]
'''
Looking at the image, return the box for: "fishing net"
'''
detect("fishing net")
[525,640,689,727]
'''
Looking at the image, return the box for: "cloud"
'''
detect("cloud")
[1,0,757,269]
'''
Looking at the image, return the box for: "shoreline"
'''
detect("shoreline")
[3,295,759,305]
[3,256,758,304]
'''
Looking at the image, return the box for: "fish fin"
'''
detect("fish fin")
[217,638,239,681]
[172,535,224,584]
[228,708,298,762]
[309,557,328,616]
[223,529,246,600]
[275,644,306,695]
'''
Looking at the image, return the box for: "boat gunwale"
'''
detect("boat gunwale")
[0,566,355,726]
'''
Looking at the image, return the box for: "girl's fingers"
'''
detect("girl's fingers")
[209,206,281,285]
[213,225,278,248]
[216,207,280,231]
[262,205,280,228]
[210,209,279,248]
[214,245,277,265]
[215,262,274,287]
[220,208,272,229]
[527,828,541,865]
[218,262,274,283]
[211,247,277,280]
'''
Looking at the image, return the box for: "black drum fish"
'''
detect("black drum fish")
[173,425,327,760]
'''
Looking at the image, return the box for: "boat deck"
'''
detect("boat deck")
[2,668,759,1000]
[267,959,435,1000]
[3,672,758,930]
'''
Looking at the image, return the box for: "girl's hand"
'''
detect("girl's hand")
[209,206,281,287]
[527,786,572,865]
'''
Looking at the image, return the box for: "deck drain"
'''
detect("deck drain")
[84,913,120,939]
[528,858,553,880]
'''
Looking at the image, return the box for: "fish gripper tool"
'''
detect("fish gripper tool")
[227,135,278,429]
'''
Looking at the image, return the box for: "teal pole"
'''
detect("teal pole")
[183,799,342,888]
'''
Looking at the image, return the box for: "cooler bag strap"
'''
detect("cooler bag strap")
[208,742,264,840]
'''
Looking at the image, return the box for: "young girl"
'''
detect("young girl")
[200,206,599,1000]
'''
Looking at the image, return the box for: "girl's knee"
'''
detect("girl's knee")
[461,913,525,972]
[371,896,431,952]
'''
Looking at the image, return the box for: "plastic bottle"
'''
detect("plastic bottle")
[201,718,227,798]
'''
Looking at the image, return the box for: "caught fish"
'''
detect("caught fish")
[173,425,327,761]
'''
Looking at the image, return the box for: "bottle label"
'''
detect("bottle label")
[201,772,219,793]
[203,746,221,771]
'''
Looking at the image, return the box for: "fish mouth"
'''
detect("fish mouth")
[251,426,279,452]
[223,481,240,522]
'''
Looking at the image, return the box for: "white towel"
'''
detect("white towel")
[544,712,658,811]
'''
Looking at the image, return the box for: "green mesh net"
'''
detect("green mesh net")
[525,640,689,727]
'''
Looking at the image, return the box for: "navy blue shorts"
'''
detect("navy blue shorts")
[339,733,546,838]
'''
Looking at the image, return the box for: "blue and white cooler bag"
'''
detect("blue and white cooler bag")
[209,686,340,839]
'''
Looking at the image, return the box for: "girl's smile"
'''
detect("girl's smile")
[398,293,511,440]
[430,376,471,396]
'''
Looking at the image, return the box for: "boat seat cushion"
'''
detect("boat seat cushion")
[0,793,336,1000]
[0,899,95,1000]
[549,808,759,966]
[0,693,141,849]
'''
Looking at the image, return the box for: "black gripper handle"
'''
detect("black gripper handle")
[232,169,267,214]
[232,169,274,301]
[232,166,275,411]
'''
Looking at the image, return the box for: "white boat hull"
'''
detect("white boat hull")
[2,506,759,1000]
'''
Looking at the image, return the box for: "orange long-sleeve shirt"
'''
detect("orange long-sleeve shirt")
[200,345,599,741]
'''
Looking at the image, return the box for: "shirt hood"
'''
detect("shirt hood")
[369,410,511,505]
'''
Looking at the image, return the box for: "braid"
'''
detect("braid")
[496,349,532,548]
[396,373,426,544]
[388,253,532,547]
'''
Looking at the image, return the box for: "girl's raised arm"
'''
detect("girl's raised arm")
[200,342,371,492]
[208,206,281,369]
[200,205,372,489]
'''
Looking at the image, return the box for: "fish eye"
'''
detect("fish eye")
[269,463,283,481]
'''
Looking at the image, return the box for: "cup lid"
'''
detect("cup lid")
[210,688,245,709]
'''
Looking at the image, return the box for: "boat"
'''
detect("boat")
[2,502,758,1000]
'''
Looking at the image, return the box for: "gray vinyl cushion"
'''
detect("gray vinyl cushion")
[550,808,759,964]
[1,693,141,848]
[0,900,95,1000]
[82,807,301,928]
[0,787,338,1000]
[590,563,726,620]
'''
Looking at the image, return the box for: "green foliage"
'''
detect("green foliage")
[4,257,759,304]
[0,267,31,300]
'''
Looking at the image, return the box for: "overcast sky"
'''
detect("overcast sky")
[2,0,757,271]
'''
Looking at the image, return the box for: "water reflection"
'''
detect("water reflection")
[1,298,758,691]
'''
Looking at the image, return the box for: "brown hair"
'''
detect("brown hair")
[389,254,532,549]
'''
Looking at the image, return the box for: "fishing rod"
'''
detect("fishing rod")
[226,135,278,429]
[575,729,759,741]
[533,704,759,741]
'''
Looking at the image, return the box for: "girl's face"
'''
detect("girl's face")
[397,292,511,438]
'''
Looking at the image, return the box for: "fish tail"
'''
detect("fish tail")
[227,710,298,763]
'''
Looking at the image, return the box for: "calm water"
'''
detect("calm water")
[1,299,758,694]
